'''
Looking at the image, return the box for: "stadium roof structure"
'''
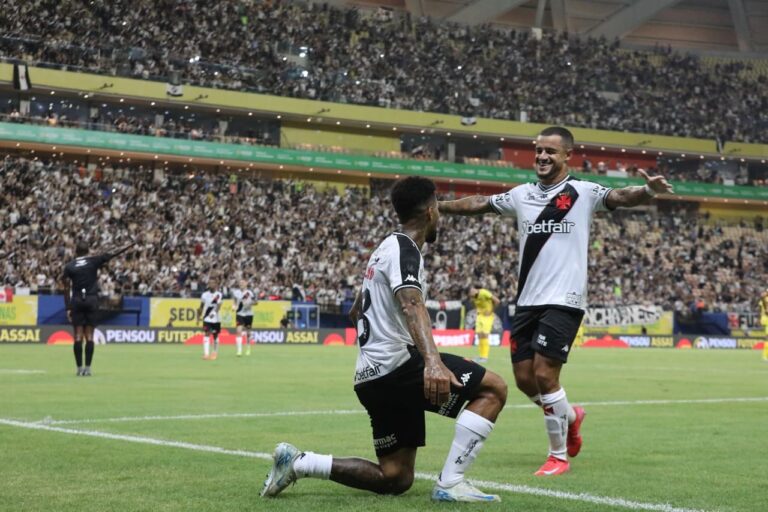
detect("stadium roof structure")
[323,0,768,56]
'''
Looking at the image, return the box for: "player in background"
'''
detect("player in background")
[232,280,257,356]
[63,239,136,376]
[262,176,508,503]
[470,286,500,363]
[760,289,768,361]
[198,277,223,361]
[439,126,673,476]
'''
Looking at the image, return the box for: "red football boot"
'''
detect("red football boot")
[567,406,586,457]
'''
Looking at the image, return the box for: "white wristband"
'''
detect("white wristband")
[643,184,657,197]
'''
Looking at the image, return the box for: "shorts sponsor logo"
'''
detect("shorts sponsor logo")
[537,334,547,346]
[373,434,398,450]
[438,393,460,416]
[460,372,472,385]
[561,344,569,352]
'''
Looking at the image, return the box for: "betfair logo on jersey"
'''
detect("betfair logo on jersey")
[522,220,575,235]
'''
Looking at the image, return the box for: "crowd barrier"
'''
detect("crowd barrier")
[0,326,762,350]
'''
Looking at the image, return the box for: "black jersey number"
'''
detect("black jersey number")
[357,289,372,347]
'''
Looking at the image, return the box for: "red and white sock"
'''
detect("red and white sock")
[540,388,570,461]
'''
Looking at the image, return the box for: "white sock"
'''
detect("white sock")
[213,337,219,354]
[540,388,570,461]
[236,335,242,355]
[438,409,494,487]
[533,392,574,422]
[292,451,332,480]
[203,336,210,357]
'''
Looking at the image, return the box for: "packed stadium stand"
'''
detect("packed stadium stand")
[1,0,768,143]
[2,156,765,313]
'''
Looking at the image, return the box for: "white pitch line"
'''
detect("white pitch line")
[42,396,768,426]
[584,365,768,376]
[0,417,710,512]
[0,369,46,374]
[44,409,364,425]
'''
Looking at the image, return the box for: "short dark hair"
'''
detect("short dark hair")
[390,176,436,223]
[540,126,574,150]
[75,241,89,256]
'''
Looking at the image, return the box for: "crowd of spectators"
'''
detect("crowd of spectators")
[1,108,277,146]
[2,156,765,313]
[1,1,767,143]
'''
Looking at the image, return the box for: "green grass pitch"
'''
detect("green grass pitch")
[1,344,766,511]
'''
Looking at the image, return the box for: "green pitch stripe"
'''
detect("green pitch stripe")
[0,417,710,512]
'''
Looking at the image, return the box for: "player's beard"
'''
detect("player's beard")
[536,160,563,181]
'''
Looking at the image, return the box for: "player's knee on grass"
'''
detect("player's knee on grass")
[379,469,413,495]
[377,455,415,495]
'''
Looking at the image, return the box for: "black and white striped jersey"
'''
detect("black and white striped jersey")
[200,290,223,323]
[490,175,612,311]
[353,232,425,386]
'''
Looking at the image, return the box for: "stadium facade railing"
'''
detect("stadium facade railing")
[2,62,767,160]
[2,121,765,202]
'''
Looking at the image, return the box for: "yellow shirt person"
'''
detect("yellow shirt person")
[470,287,500,363]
